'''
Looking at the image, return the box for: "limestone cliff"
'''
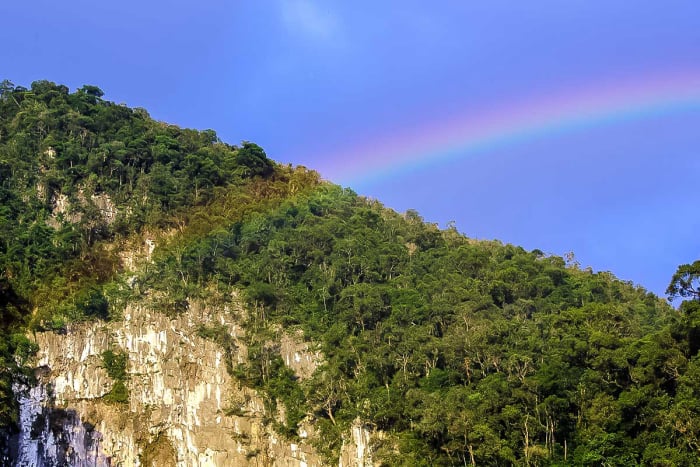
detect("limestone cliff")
[11,297,374,466]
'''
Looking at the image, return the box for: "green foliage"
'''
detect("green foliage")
[2,79,699,465]
[101,349,128,380]
[143,183,699,465]
[667,260,700,302]
[235,142,274,178]
[10,333,39,366]
[73,286,109,320]
[101,349,129,403]
[0,79,278,327]
[103,380,129,404]
[0,79,285,433]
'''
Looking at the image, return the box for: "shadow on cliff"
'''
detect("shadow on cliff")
[9,404,107,466]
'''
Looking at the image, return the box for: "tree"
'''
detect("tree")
[667,260,700,302]
[0,80,15,99]
[77,84,104,98]
[668,261,700,355]
[235,142,273,178]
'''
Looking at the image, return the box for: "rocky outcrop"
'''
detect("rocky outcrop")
[11,296,372,466]
[13,379,111,467]
[279,332,321,380]
[339,422,373,467]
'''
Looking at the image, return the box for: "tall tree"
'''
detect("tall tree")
[667,260,700,302]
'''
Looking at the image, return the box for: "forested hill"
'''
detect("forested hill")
[1,80,700,465]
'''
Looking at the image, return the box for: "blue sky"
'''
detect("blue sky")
[2,1,699,298]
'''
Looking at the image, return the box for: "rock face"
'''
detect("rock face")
[13,380,110,467]
[11,299,373,466]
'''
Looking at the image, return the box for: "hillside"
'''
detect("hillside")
[1,80,699,466]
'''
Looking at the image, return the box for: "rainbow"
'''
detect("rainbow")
[320,71,700,186]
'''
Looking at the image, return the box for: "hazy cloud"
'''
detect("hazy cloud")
[279,0,339,41]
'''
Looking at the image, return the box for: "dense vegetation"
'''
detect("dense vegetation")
[2,80,700,465]
[146,186,700,465]
[0,79,282,443]
[101,349,129,404]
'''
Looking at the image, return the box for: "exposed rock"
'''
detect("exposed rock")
[279,331,321,380]
[119,236,158,271]
[90,193,117,225]
[49,193,81,226]
[47,190,118,230]
[12,296,372,466]
[339,420,374,467]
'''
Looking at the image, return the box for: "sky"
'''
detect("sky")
[2,1,699,298]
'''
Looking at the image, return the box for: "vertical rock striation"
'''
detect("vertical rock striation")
[10,298,374,466]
